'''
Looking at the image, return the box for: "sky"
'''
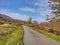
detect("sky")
[0,0,51,23]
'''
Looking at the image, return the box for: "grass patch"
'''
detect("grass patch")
[0,25,15,33]
[0,25,24,45]
[30,27,60,42]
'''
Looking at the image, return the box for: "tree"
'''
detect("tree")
[49,0,60,32]
[49,0,60,19]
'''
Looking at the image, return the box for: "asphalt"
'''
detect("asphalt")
[23,26,60,45]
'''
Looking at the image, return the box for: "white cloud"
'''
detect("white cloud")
[37,18,47,23]
[40,10,51,16]
[19,7,36,12]
[18,0,51,23]
[35,2,40,6]
[0,0,51,23]
[0,8,29,21]
[32,16,47,23]
[34,0,49,6]
[33,0,52,17]
[0,8,49,23]
[51,2,60,4]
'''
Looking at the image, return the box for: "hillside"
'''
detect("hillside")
[0,14,14,24]
[0,14,25,25]
[0,14,24,45]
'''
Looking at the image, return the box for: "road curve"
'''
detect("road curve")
[23,26,60,45]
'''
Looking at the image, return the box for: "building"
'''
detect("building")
[27,17,32,24]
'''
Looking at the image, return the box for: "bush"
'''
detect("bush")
[48,29,54,33]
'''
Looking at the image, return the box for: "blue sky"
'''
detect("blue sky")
[0,0,51,23]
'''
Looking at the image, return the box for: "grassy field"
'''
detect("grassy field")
[0,25,15,33]
[30,26,60,42]
[0,24,24,45]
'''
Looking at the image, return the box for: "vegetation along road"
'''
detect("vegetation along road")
[23,26,60,45]
[0,24,24,45]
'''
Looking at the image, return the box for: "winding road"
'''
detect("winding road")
[23,26,60,45]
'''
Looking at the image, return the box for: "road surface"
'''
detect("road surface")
[23,26,60,45]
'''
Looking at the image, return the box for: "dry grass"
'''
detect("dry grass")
[0,25,24,45]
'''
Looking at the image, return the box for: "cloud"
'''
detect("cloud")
[32,16,47,23]
[18,0,50,15]
[34,0,49,11]
[37,18,47,23]
[19,0,51,23]
[34,0,49,6]
[0,0,52,23]
[34,2,40,6]
[33,0,52,17]
[51,2,60,4]
[40,9,51,16]
[0,8,49,23]
[21,0,51,23]
[0,8,29,21]
[19,7,36,12]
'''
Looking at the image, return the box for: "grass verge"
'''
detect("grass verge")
[0,25,15,33]
[0,25,24,45]
[30,27,60,42]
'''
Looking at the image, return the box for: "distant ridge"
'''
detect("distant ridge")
[0,14,25,25]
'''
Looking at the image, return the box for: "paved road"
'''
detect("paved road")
[23,26,60,45]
